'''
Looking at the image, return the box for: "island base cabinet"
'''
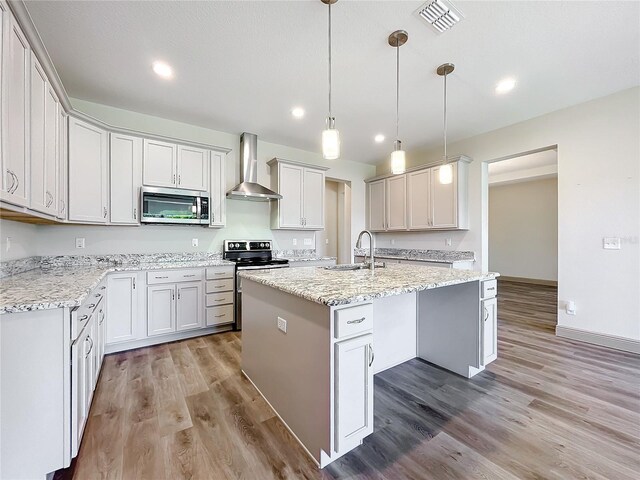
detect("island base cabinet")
[334,333,374,454]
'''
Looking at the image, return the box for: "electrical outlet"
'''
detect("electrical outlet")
[277,316,287,333]
[325,238,329,245]
[5,237,11,252]
[566,300,576,315]
[603,237,621,250]
[75,238,85,249]
[192,238,199,247]
[292,238,297,246]
[445,238,452,246]
[304,238,313,246]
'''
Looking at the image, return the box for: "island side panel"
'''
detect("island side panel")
[416,280,482,378]
[241,278,332,462]
[372,293,418,374]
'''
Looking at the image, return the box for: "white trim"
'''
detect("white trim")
[104,324,233,354]
[556,325,640,354]
[241,370,321,468]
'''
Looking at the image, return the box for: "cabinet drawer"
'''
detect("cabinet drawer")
[147,269,204,285]
[334,303,373,339]
[73,289,105,340]
[206,266,234,280]
[206,305,234,326]
[482,279,497,299]
[206,278,234,293]
[206,292,234,307]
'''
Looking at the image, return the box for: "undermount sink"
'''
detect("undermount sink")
[323,262,386,271]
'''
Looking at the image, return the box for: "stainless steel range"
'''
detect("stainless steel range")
[223,240,289,330]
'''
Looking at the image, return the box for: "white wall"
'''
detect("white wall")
[376,87,640,341]
[489,177,558,281]
[317,180,338,258]
[0,220,39,261]
[21,99,374,257]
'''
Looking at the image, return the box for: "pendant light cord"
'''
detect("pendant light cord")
[443,70,447,161]
[328,0,332,119]
[396,43,400,143]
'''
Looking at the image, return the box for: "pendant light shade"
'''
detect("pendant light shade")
[437,62,455,184]
[388,30,408,174]
[321,0,340,160]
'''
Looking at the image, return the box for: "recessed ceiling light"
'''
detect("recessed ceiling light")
[291,107,305,119]
[495,77,516,94]
[152,61,173,79]
[374,134,385,143]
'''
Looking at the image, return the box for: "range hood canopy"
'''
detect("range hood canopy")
[227,132,282,201]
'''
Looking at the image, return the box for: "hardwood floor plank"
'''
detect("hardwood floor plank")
[122,418,166,480]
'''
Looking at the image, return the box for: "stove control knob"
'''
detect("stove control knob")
[260,243,265,248]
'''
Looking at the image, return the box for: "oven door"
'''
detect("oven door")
[141,187,209,224]
[235,264,289,330]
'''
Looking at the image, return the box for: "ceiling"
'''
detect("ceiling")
[25,1,640,166]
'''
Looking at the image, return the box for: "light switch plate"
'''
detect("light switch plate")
[192,238,199,247]
[277,316,287,333]
[75,238,85,249]
[603,237,621,250]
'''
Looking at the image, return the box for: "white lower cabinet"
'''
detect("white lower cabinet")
[334,333,374,453]
[482,296,498,365]
[176,282,203,331]
[71,311,96,457]
[147,284,176,336]
[106,273,139,344]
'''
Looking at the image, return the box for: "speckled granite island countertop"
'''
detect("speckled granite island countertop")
[0,258,234,314]
[239,263,497,306]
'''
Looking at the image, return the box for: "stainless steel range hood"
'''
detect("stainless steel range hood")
[227,132,282,201]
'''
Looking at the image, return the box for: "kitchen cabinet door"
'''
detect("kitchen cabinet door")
[143,139,177,187]
[147,284,175,336]
[57,113,67,219]
[209,151,226,227]
[1,14,30,207]
[302,167,324,229]
[177,145,208,191]
[385,175,407,230]
[29,56,47,214]
[176,281,203,331]
[407,169,431,229]
[482,297,498,365]
[68,118,108,223]
[277,163,304,228]
[43,85,59,215]
[367,180,385,232]
[71,315,95,457]
[107,273,139,344]
[431,164,458,229]
[334,333,374,453]
[94,303,106,385]
[110,133,142,224]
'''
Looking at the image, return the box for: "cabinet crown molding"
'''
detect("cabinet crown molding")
[267,158,330,171]
[365,154,473,183]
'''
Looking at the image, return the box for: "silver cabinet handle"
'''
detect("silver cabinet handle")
[99,309,105,325]
[95,293,102,298]
[60,199,66,213]
[173,174,176,184]
[100,286,106,290]
[178,290,181,300]
[178,174,181,185]
[172,291,175,300]
[103,206,107,218]
[213,298,225,302]
[183,274,196,277]
[87,303,96,309]
[10,171,19,194]
[6,170,15,193]
[45,191,51,207]
[85,335,94,358]
[133,207,137,219]
[213,285,224,289]
[213,272,226,275]
[155,276,169,279]
[79,314,89,321]
[214,314,226,318]
[486,287,495,291]
[133,278,136,289]
[346,317,366,325]
[369,344,375,367]
[484,307,489,322]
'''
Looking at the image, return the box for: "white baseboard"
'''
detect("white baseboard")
[556,325,640,354]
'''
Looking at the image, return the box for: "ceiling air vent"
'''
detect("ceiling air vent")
[417,0,464,33]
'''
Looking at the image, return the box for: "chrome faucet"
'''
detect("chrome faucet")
[356,230,375,270]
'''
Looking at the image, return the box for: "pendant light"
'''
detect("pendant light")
[389,30,408,175]
[321,0,340,160]
[437,63,455,184]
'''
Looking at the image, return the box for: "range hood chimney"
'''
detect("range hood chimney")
[226,132,282,201]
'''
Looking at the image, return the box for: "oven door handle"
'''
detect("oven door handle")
[196,196,202,219]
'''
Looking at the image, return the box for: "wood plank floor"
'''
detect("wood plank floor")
[59,280,640,479]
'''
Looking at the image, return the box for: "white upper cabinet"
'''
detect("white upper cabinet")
[407,169,431,229]
[366,157,470,232]
[385,175,407,231]
[57,113,67,219]
[110,133,142,224]
[143,139,177,187]
[1,12,30,207]
[209,151,226,227]
[177,145,208,191]
[367,180,385,232]
[268,158,327,230]
[68,118,108,223]
[29,56,59,216]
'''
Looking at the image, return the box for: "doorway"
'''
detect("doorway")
[318,178,351,264]
[487,147,558,327]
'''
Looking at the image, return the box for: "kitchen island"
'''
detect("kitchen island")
[239,263,499,468]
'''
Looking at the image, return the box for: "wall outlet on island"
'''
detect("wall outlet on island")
[192,238,199,247]
[445,238,452,247]
[277,317,287,333]
[75,238,85,249]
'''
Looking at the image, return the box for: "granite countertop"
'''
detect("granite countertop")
[354,248,475,264]
[239,263,497,307]
[0,258,234,314]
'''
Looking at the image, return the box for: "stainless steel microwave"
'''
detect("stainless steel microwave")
[140,186,209,225]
